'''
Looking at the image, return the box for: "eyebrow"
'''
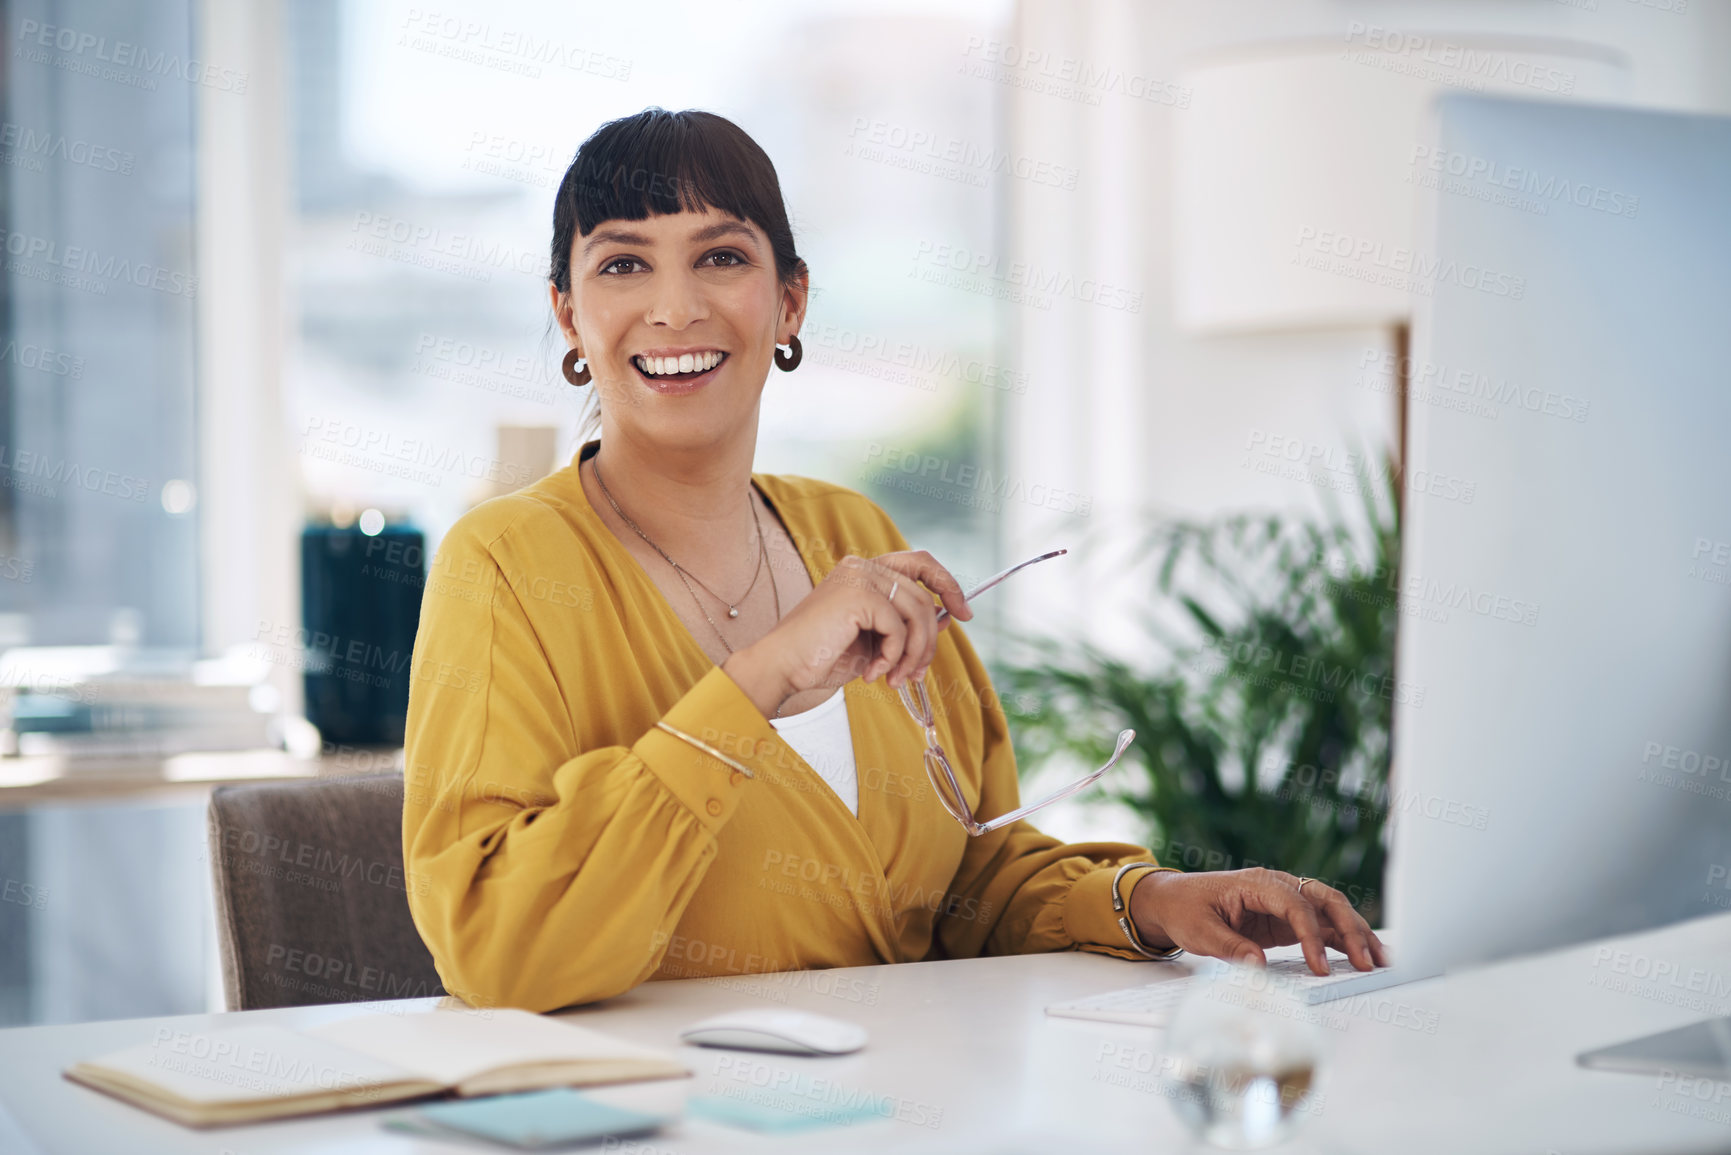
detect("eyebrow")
[582,218,760,258]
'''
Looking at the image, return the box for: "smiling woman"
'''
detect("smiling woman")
[399,108,1386,1014]
[547,109,810,447]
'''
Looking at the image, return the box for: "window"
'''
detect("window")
[284,0,1012,601]
[0,0,202,648]
[0,0,1017,1029]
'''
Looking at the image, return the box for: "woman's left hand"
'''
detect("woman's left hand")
[1128,867,1390,976]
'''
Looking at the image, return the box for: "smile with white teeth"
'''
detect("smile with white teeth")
[633,350,725,377]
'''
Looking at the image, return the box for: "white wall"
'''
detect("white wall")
[197,0,300,713]
[999,0,1731,654]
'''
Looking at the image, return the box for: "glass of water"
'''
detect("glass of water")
[1159,962,1331,1149]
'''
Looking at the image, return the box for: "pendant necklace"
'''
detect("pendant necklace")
[592,454,783,651]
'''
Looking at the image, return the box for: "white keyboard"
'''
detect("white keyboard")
[1046,956,1408,1028]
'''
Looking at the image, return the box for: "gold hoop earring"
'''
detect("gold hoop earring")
[561,348,591,387]
[774,335,802,372]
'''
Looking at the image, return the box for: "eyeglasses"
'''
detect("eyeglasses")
[898,549,1137,836]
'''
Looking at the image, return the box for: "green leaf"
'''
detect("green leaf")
[996,461,1399,924]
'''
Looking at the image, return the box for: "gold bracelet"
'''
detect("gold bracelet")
[1111,862,1185,961]
[653,721,755,778]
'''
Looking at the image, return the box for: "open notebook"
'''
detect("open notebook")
[64,1006,688,1128]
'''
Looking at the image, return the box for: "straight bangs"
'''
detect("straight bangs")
[551,108,802,291]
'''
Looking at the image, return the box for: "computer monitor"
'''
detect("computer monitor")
[1388,92,1731,976]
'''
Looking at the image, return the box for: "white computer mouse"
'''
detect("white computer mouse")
[678,1008,868,1056]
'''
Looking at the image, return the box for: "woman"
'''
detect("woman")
[402,108,1386,1013]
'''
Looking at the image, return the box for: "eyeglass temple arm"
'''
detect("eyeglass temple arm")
[971,728,1135,835]
[935,548,1067,627]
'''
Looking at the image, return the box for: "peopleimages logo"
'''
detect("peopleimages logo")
[16,19,248,92]
[1687,537,1731,588]
[909,241,1142,313]
[1293,227,1525,300]
[1342,23,1576,95]
[398,9,631,81]
[1409,145,1639,219]
[1356,349,1591,423]
[348,213,542,280]
[861,442,1092,516]
[1641,740,1731,783]
[0,228,197,298]
[461,131,567,188]
[1194,634,1428,707]
[958,35,1191,109]
[1241,429,1479,505]
[805,322,1029,395]
[1265,759,1489,830]
[0,122,134,175]
[0,446,148,501]
[1400,573,1540,626]
[300,416,533,489]
[846,117,1080,191]
[0,339,83,379]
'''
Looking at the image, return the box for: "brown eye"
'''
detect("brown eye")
[600,256,644,275]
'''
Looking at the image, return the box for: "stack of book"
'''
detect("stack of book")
[0,645,281,762]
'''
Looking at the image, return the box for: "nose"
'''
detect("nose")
[644,265,709,330]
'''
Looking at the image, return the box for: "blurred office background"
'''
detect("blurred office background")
[0,0,1726,1027]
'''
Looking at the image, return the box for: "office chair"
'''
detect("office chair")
[205,773,446,1010]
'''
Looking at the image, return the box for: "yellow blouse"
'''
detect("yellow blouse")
[402,439,1166,1012]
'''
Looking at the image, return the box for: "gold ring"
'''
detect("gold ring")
[1296,877,1315,895]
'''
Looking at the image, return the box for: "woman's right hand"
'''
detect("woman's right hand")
[722,552,973,718]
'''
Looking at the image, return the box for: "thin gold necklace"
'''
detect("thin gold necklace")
[591,454,783,656]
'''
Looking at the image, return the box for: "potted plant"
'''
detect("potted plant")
[996,463,1401,921]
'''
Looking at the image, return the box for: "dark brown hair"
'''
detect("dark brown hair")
[549,107,806,293]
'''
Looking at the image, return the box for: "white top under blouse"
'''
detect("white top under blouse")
[766,687,859,815]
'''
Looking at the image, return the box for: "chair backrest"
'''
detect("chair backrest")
[206,773,444,1010]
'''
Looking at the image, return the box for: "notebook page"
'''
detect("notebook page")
[307,1007,680,1088]
[72,1023,424,1106]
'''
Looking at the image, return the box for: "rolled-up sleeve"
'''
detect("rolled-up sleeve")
[929,622,1168,963]
[840,496,1169,963]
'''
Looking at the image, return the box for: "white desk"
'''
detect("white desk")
[3,910,1730,1154]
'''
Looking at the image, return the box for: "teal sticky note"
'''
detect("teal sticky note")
[403,1089,668,1149]
[688,1092,887,1133]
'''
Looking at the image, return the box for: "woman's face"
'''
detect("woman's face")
[551,205,806,451]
